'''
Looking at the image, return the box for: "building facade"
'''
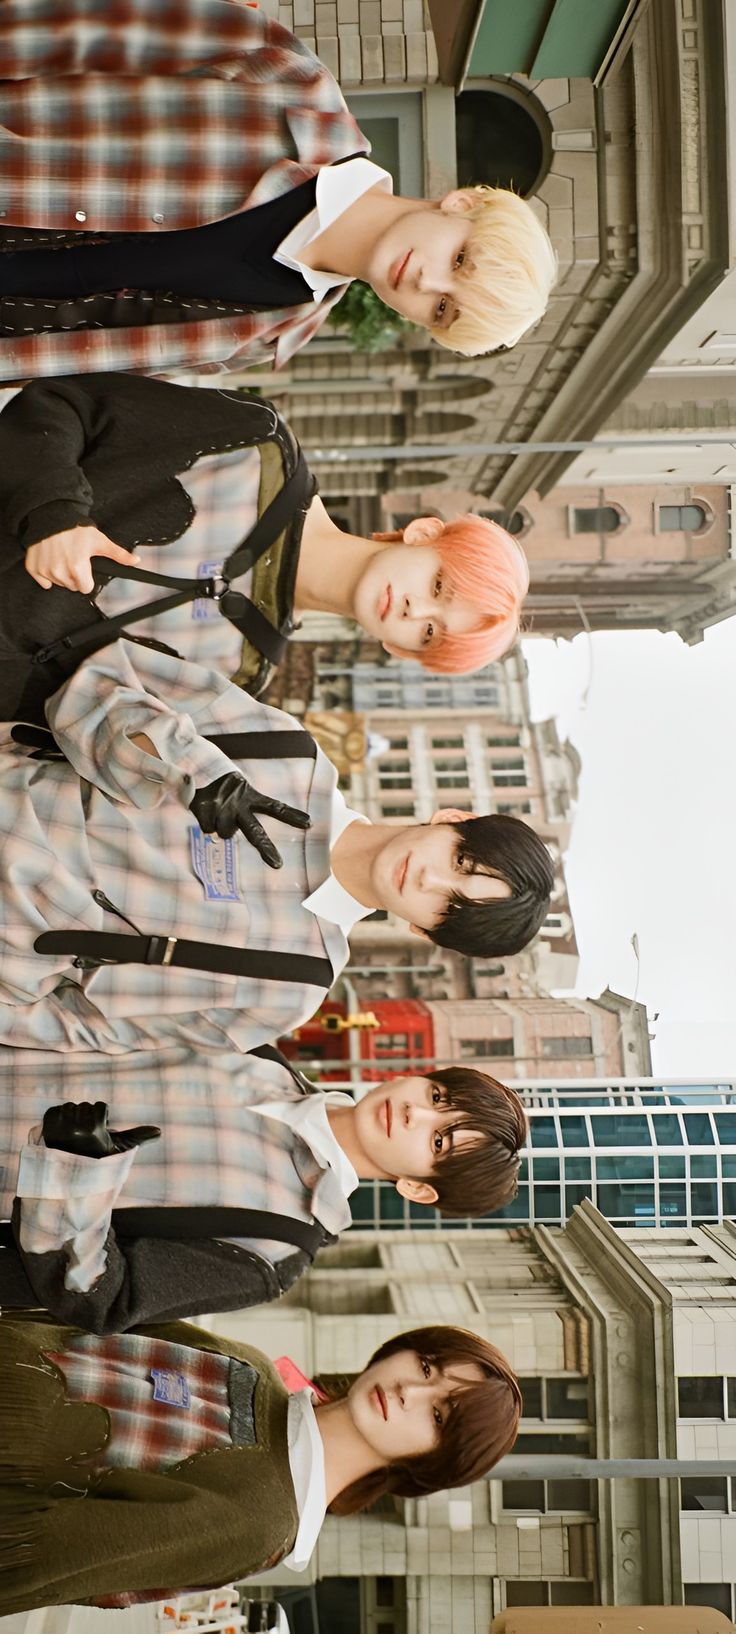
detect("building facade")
[205,1208,736,1632]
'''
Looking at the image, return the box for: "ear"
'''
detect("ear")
[401,515,445,546]
[395,1176,439,1206]
[429,806,475,827]
[439,189,475,215]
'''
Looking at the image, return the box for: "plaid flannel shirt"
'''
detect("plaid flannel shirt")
[0,638,364,1052]
[6,1042,357,1286]
[44,1330,235,1470]
[0,0,368,382]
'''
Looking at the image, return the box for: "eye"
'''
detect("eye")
[455,848,472,873]
[454,249,466,271]
[433,1405,444,1429]
[431,1086,442,1105]
[433,1130,445,1155]
[420,1355,432,1379]
[434,296,447,323]
[422,621,435,646]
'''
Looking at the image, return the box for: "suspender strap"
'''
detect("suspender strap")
[33,927,333,986]
[203,730,317,760]
[32,448,311,669]
[110,1204,333,1258]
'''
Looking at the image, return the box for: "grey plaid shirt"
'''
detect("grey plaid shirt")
[4,1043,358,1289]
[0,639,367,1052]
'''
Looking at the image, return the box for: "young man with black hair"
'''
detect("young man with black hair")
[0,1050,527,1332]
[0,636,554,1052]
[0,2,556,384]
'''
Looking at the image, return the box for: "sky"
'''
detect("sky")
[522,617,736,1079]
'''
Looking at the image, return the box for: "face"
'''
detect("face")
[370,814,512,934]
[351,1074,479,1188]
[363,194,472,333]
[352,537,482,657]
[348,1348,485,1465]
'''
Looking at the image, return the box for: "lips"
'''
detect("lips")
[396,855,408,895]
[379,584,392,622]
[391,251,410,291]
[374,1384,388,1421]
[383,1097,392,1137]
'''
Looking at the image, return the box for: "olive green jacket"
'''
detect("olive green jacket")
[0,1316,298,1615]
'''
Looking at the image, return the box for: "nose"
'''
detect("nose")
[401,592,433,622]
[419,860,448,893]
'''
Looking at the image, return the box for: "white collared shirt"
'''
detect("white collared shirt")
[274,156,393,303]
[302,783,371,935]
[251,1088,360,1236]
[281,1388,327,1571]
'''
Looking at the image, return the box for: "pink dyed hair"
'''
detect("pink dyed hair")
[420,514,529,674]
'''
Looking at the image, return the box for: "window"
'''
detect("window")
[434,757,470,790]
[542,1037,594,1058]
[684,1586,734,1617]
[680,1476,732,1512]
[505,1582,596,1607]
[379,759,411,789]
[502,1479,593,1513]
[387,736,408,751]
[571,505,622,534]
[519,1376,591,1423]
[432,735,464,750]
[487,733,521,748]
[381,803,413,818]
[491,757,527,788]
[678,1376,736,1419]
[658,503,708,532]
[474,1032,513,1058]
[497,800,532,814]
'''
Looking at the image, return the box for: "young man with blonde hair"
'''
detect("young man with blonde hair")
[0,0,557,382]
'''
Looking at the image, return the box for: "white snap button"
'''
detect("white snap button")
[75,210,87,223]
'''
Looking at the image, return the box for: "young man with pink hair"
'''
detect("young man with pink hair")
[0,372,528,723]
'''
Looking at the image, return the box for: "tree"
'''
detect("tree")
[326,282,414,352]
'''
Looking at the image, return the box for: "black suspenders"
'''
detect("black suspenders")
[32,443,314,672]
[33,729,335,989]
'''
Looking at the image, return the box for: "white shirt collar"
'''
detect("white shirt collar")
[252,1089,359,1234]
[302,785,372,935]
[274,156,393,303]
[281,1388,327,1571]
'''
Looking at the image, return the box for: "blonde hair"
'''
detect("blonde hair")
[433,185,558,356]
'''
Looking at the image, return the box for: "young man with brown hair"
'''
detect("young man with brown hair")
[0,1048,527,1331]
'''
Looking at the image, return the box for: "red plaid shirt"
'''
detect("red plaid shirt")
[0,0,368,381]
[44,1329,265,1609]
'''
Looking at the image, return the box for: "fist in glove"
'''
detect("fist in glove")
[42,1100,161,1159]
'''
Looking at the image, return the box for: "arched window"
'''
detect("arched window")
[481,507,530,537]
[571,506,623,535]
[455,82,552,198]
[658,503,709,532]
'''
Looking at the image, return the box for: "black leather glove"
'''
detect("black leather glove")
[42,1100,161,1159]
[190,770,311,870]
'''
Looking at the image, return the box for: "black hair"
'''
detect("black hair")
[428,813,554,957]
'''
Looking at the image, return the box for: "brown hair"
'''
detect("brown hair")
[329,1324,521,1516]
[428,1066,527,1218]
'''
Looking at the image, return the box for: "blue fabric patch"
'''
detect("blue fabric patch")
[189,825,241,901]
[192,560,224,620]
[151,1369,191,1408]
